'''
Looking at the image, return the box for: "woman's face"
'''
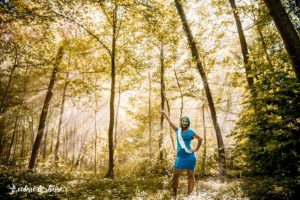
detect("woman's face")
[181,118,189,129]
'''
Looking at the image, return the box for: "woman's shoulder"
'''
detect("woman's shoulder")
[188,129,196,134]
[188,128,196,136]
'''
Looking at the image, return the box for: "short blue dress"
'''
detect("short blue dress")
[173,128,196,170]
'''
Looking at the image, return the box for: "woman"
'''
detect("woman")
[160,110,203,197]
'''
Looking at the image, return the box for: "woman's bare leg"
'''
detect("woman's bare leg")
[172,168,183,197]
[187,170,195,195]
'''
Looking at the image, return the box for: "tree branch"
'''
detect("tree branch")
[53,10,112,56]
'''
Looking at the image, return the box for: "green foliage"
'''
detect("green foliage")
[1,166,299,199]
[133,159,173,178]
[239,176,300,200]
[0,167,170,199]
[232,69,300,175]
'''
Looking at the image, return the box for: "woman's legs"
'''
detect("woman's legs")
[172,168,183,197]
[187,170,195,195]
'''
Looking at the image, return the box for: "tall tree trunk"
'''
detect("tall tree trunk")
[113,80,121,152]
[6,111,20,164]
[0,48,18,113]
[43,125,48,160]
[148,67,152,160]
[55,73,69,161]
[50,128,54,153]
[105,5,118,178]
[28,115,35,150]
[174,0,226,177]
[28,45,64,169]
[94,85,98,174]
[20,66,30,159]
[263,0,300,81]
[250,0,274,70]
[21,119,26,158]
[76,131,88,167]
[11,127,19,165]
[228,0,255,88]
[94,109,97,174]
[201,101,207,172]
[17,65,30,160]
[165,97,175,151]
[72,118,76,166]
[174,70,183,120]
[65,127,68,161]
[159,42,165,161]
[0,119,6,160]
[257,27,274,69]
[0,48,19,157]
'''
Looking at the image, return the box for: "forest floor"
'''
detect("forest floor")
[0,166,299,200]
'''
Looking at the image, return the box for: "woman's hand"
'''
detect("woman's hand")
[192,133,203,152]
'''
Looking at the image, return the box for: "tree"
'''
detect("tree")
[103,1,118,179]
[263,0,300,82]
[55,73,69,161]
[28,44,65,169]
[159,43,165,161]
[174,0,226,177]
[228,0,254,88]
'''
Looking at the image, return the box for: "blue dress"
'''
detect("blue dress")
[174,128,196,170]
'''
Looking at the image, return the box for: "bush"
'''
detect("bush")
[232,70,300,175]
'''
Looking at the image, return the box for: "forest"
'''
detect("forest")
[0,0,299,199]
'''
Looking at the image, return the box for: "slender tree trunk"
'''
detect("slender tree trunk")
[0,48,18,113]
[28,45,64,169]
[65,127,68,161]
[0,118,6,159]
[105,5,118,178]
[43,125,48,160]
[94,85,98,174]
[76,132,87,167]
[263,0,300,81]
[55,73,69,161]
[257,28,274,69]
[174,0,226,177]
[94,109,97,174]
[148,67,152,160]
[228,0,255,88]
[159,42,165,161]
[11,127,19,165]
[29,115,35,150]
[201,101,207,172]
[72,119,76,166]
[50,128,54,153]
[0,48,19,157]
[165,97,175,151]
[250,0,274,70]
[6,112,20,164]
[174,70,183,119]
[21,119,26,158]
[19,67,30,159]
[113,80,121,152]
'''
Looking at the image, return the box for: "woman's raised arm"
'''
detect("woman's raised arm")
[160,110,177,131]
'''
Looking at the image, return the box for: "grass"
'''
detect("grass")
[0,166,299,199]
